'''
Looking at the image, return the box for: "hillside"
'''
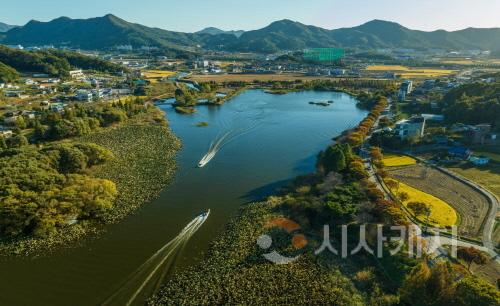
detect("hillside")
[196,27,244,37]
[2,15,500,53]
[0,22,16,33]
[0,45,124,77]
[2,14,202,50]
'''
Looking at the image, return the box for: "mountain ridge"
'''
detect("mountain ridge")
[2,15,500,53]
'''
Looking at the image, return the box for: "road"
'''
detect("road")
[361,97,499,261]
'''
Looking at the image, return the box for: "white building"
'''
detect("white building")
[394,116,426,140]
[76,90,93,102]
[69,70,84,79]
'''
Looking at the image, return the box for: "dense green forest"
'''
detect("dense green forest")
[0,46,124,77]
[442,81,500,128]
[0,143,116,237]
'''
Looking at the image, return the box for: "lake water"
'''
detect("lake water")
[0,90,366,306]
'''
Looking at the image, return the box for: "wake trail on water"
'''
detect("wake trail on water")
[198,110,264,168]
[102,215,208,306]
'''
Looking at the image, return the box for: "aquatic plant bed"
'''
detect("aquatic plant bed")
[82,124,181,221]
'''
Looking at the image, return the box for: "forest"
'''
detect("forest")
[0,46,124,78]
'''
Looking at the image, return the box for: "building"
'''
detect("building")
[303,48,345,63]
[398,81,413,101]
[69,70,84,79]
[394,116,426,140]
[76,90,93,102]
[470,156,490,166]
[466,124,491,145]
[448,147,472,160]
[0,126,13,138]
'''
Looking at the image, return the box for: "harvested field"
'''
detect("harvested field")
[387,164,490,238]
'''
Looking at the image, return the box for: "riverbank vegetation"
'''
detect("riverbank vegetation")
[151,87,499,305]
[0,97,180,255]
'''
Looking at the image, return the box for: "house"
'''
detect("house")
[470,156,490,166]
[394,116,426,140]
[69,70,84,79]
[466,124,492,145]
[0,126,13,138]
[76,90,93,102]
[448,147,472,160]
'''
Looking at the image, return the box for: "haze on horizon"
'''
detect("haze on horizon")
[1,0,500,33]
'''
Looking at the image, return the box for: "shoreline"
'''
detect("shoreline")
[0,110,181,256]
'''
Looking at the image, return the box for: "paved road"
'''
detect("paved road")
[362,98,499,262]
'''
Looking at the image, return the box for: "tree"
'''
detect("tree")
[370,146,383,161]
[6,135,28,148]
[454,276,500,306]
[322,144,347,173]
[0,136,6,150]
[400,261,455,306]
[407,202,430,217]
[15,116,27,130]
[385,179,399,192]
[457,247,489,271]
[398,191,409,203]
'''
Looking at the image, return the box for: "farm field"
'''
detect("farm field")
[188,73,335,83]
[385,179,457,227]
[142,70,176,83]
[365,65,457,78]
[387,164,490,238]
[382,154,417,167]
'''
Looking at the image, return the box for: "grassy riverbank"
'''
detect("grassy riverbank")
[149,200,376,306]
[0,107,180,256]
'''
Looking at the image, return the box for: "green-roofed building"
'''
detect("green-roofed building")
[303,48,345,63]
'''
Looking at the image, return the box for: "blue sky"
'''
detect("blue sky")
[2,0,500,32]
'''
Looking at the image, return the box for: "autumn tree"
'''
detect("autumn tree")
[457,247,489,271]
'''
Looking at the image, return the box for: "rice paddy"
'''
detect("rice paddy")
[385,179,458,227]
[365,65,457,78]
[382,154,417,167]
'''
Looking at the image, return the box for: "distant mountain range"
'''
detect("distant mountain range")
[0,22,16,33]
[196,27,245,38]
[2,15,500,53]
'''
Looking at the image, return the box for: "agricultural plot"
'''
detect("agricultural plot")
[386,180,457,227]
[365,65,457,78]
[387,164,490,238]
[143,70,176,83]
[382,154,417,167]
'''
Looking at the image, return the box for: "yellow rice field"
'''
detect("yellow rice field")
[386,180,458,227]
[382,155,417,167]
[365,65,457,78]
[142,70,176,80]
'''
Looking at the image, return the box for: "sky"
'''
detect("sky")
[1,0,500,32]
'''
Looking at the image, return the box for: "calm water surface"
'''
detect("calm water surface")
[0,90,366,306]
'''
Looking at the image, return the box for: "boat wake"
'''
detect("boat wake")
[102,210,210,306]
[197,111,264,168]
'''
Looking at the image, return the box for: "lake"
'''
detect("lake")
[0,90,367,306]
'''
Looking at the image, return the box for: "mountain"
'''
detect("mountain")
[2,14,202,50]
[2,15,500,53]
[222,19,500,52]
[0,22,17,32]
[220,19,338,53]
[196,27,244,38]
